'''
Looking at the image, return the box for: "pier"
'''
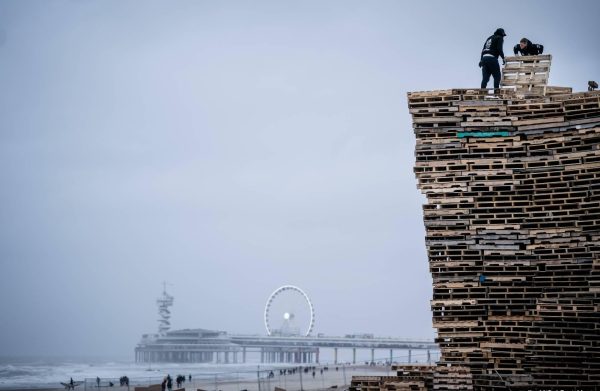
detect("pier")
[134,329,437,364]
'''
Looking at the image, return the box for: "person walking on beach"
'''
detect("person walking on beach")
[161,377,167,391]
[167,375,172,391]
[479,28,506,89]
[96,377,100,388]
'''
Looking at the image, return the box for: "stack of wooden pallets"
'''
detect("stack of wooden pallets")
[350,367,436,391]
[501,55,552,96]
[349,365,474,391]
[353,55,600,390]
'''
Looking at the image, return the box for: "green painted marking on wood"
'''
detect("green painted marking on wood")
[457,131,510,138]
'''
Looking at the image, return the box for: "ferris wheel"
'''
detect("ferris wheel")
[264,285,315,337]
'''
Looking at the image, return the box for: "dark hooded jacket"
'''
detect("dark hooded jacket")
[481,28,506,61]
[513,39,544,56]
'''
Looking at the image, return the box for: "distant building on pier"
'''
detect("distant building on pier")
[135,328,238,363]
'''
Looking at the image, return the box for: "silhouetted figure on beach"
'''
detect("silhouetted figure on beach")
[178,375,187,388]
[96,377,100,388]
[189,374,192,382]
[167,375,172,391]
[161,378,167,391]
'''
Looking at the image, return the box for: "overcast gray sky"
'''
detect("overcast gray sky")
[0,0,599,358]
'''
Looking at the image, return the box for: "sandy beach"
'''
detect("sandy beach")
[184,365,391,391]
[4,365,392,391]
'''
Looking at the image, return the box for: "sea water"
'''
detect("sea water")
[0,357,282,389]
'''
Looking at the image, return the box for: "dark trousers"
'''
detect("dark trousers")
[481,56,501,89]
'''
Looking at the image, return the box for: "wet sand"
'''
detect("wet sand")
[182,365,391,391]
[2,365,392,391]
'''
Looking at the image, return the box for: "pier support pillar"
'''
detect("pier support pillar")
[243,347,247,363]
[427,349,431,364]
[371,348,375,364]
[408,349,412,363]
[389,349,393,364]
[260,348,264,363]
[334,347,338,364]
[352,348,356,364]
[316,348,320,364]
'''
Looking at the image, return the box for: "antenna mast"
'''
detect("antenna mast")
[157,282,174,334]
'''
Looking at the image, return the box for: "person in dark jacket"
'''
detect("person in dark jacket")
[513,38,544,56]
[479,28,506,89]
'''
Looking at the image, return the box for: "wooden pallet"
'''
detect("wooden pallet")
[501,55,552,95]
